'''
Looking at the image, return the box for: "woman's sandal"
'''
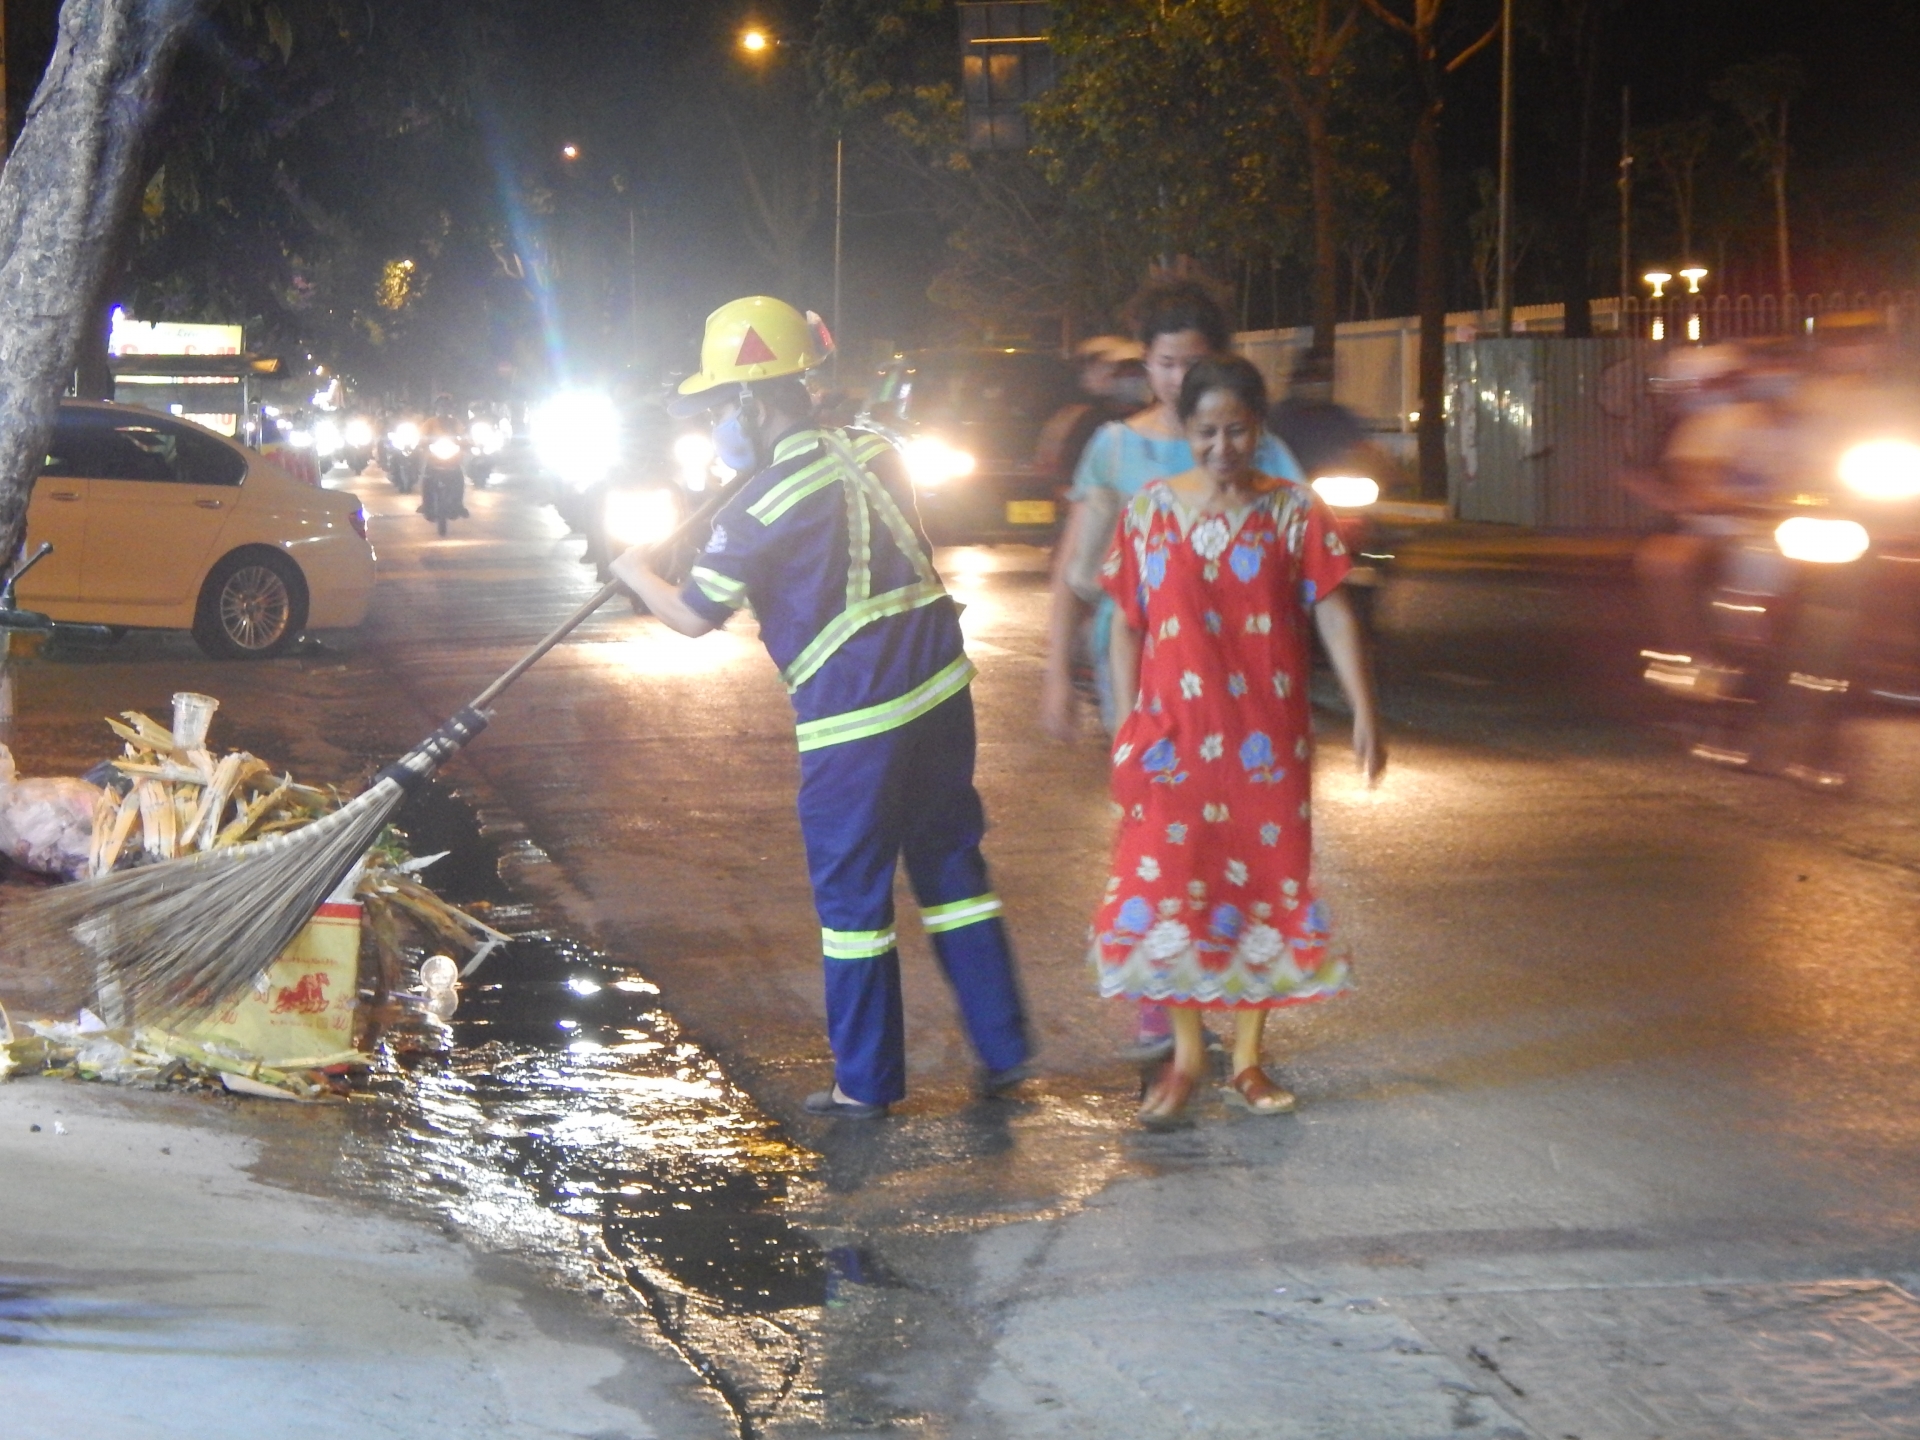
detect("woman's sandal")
[1223,1066,1297,1115]
[1137,1062,1202,1131]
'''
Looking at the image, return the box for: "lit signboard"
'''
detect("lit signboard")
[108,310,244,357]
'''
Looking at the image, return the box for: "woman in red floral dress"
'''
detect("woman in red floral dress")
[1093,357,1384,1128]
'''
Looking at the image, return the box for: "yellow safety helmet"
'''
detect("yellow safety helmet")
[672,295,828,414]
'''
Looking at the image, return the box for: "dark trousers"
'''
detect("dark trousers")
[796,689,1028,1105]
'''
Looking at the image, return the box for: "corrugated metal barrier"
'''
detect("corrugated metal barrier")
[1446,338,1664,531]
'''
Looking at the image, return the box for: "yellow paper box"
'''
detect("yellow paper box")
[147,901,365,1073]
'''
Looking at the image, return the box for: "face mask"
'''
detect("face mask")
[713,411,758,473]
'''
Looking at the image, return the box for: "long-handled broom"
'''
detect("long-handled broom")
[5,481,738,1021]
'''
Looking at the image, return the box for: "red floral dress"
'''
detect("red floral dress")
[1090,476,1353,1009]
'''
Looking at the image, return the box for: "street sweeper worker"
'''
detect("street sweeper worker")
[610,295,1032,1118]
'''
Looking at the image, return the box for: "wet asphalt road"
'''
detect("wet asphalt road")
[7,467,1920,1437]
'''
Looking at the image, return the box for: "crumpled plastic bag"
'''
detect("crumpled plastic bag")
[0,745,100,880]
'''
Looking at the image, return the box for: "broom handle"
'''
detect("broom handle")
[467,476,741,714]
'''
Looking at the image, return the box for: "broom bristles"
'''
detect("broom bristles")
[6,776,407,1023]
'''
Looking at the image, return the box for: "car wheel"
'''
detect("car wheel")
[192,548,309,660]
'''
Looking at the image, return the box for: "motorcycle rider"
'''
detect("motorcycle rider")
[418,393,470,521]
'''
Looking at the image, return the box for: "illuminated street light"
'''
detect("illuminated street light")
[1679,266,1708,294]
[1643,270,1672,299]
[560,142,580,161]
[740,28,770,53]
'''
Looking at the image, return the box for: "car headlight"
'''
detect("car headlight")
[1775,515,1869,564]
[1838,439,1920,501]
[344,417,375,448]
[428,437,462,462]
[604,487,680,549]
[533,390,621,491]
[1311,475,1379,508]
[391,421,421,450]
[903,436,976,488]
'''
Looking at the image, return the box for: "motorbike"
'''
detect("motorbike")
[419,433,469,537]
[382,418,423,494]
[465,413,509,489]
[1642,434,1920,786]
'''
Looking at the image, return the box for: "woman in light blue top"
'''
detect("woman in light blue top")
[1042,278,1302,1061]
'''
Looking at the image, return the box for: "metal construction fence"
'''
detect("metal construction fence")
[1446,338,1665,531]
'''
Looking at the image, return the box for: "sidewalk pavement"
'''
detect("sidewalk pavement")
[0,1079,735,1440]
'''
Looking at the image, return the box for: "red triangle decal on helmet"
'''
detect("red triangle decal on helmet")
[734,326,778,366]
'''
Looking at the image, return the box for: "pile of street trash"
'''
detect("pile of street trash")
[0,693,506,1100]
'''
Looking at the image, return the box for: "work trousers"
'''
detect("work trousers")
[795,688,1028,1105]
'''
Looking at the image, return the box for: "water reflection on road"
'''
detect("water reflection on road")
[344,789,830,1438]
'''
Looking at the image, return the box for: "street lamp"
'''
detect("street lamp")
[1679,266,1708,295]
[737,25,842,379]
[560,142,580,161]
[1643,271,1672,299]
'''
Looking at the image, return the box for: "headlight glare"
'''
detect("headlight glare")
[428,437,462,462]
[344,417,375,448]
[533,391,621,491]
[391,421,421,450]
[673,432,717,491]
[903,436,976,488]
[604,487,680,548]
[1838,439,1920,501]
[1775,515,1869,564]
[1311,475,1380,508]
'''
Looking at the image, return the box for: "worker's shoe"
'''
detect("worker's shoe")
[803,1088,888,1119]
[979,1060,1035,1099]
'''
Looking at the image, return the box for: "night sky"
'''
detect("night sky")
[5,0,1915,379]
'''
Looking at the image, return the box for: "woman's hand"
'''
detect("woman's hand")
[1350,702,1386,785]
[1313,587,1385,786]
[1041,666,1081,743]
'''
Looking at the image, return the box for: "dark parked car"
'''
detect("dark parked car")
[858,348,1075,545]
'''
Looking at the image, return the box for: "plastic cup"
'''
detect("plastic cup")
[171,692,220,750]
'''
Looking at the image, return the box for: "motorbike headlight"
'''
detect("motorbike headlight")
[428,437,462,462]
[344,417,375,448]
[604,487,680,549]
[673,432,717,491]
[1838,439,1920,501]
[392,421,421,450]
[288,428,315,449]
[1775,515,1869,565]
[533,390,621,491]
[903,436,976,488]
[1311,475,1379,508]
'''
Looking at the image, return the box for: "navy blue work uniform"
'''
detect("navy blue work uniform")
[679,425,1029,1105]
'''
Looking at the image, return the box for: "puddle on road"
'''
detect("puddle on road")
[344,784,829,1438]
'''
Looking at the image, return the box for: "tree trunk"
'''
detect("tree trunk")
[0,0,212,563]
[1412,95,1447,501]
[1306,104,1339,370]
[1772,161,1791,297]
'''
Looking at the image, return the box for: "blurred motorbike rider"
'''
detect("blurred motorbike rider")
[419,393,469,520]
[1633,343,1783,693]
[611,296,1031,1119]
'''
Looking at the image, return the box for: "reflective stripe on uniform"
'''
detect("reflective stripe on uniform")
[781,580,949,693]
[821,926,897,960]
[794,654,976,752]
[921,893,1003,934]
[747,454,841,526]
[691,565,748,607]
